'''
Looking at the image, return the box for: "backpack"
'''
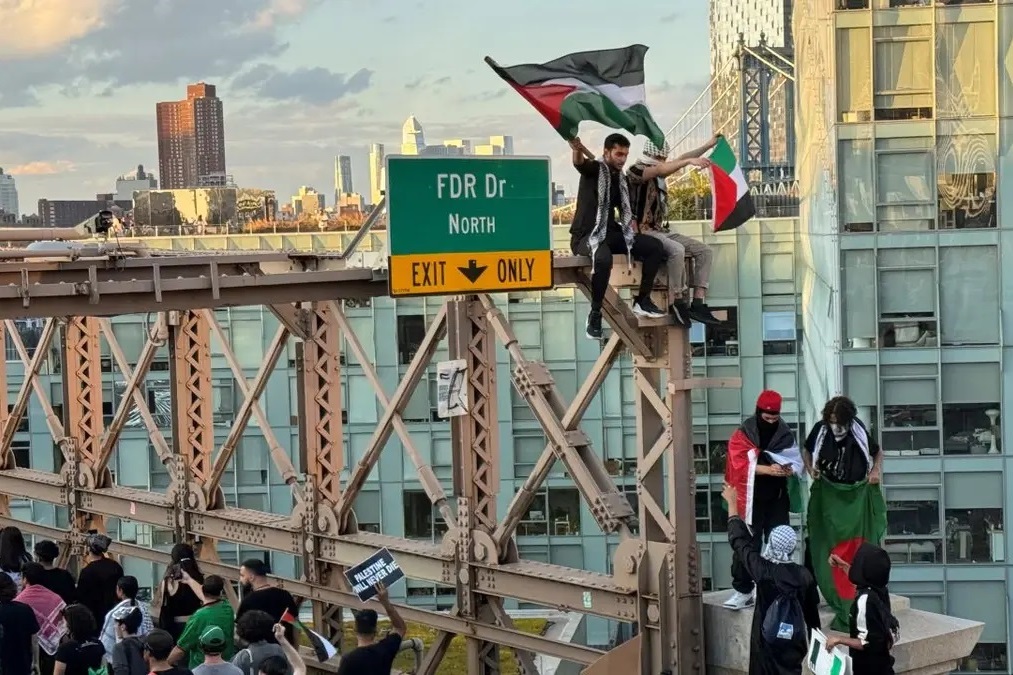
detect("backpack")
[760,591,807,650]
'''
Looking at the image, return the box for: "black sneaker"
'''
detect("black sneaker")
[632,297,667,319]
[669,302,691,327]
[688,301,723,325]
[585,310,603,339]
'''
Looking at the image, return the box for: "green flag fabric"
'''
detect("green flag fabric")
[788,475,805,514]
[806,479,887,630]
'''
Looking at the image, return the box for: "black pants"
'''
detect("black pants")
[731,494,790,593]
[572,229,665,311]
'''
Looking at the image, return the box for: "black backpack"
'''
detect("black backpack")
[761,591,807,650]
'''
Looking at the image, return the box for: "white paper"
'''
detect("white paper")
[436,359,468,418]
[807,628,852,675]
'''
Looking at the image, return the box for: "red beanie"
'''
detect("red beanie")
[756,390,782,414]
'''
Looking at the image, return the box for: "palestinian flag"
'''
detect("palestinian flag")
[724,418,804,526]
[806,480,887,630]
[485,45,666,147]
[281,609,338,662]
[706,136,755,232]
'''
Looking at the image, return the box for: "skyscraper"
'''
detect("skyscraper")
[474,135,515,156]
[791,0,1002,664]
[156,83,227,190]
[706,1,795,180]
[0,168,18,219]
[334,155,353,204]
[368,143,385,205]
[401,115,425,155]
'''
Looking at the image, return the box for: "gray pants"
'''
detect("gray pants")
[644,230,713,298]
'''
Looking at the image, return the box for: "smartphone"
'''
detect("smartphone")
[168,563,182,581]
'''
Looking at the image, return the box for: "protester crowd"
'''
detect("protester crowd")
[719,390,898,675]
[0,532,416,675]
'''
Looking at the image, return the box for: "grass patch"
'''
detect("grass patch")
[335,619,549,674]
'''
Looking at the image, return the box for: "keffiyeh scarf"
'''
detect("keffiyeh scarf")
[813,419,872,477]
[589,159,635,275]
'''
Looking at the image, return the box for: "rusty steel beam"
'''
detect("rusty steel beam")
[206,314,297,491]
[0,252,739,675]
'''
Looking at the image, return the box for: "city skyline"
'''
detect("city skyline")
[0,0,707,213]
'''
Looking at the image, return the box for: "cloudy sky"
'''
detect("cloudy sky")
[0,0,710,214]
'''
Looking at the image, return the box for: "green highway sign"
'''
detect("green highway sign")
[386,155,553,297]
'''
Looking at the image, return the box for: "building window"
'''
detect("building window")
[695,488,728,534]
[396,315,426,365]
[941,363,1001,455]
[877,247,937,348]
[836,27,872,123]
[838,0,870,8]
[939,246,999,345]
[839,139,874,232]
[11,440,29,468]
[937,135,997,230]
[875,139,936,232]
[6,405,27,433]
[842,250,876,348]
[690,307,738,357]
[873,24,933,120]
[5,319,44,362]
[943,473,1004,564]
[404,490,440,540]
[935,22,996,119]
[884,485,942,564]
[762,311,797,355]
[957,643,1008,673]
[518,488,581,536]
[881,374,939,456]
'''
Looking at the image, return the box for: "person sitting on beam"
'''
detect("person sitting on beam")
[568,133,668,341]
[627,134,723,327]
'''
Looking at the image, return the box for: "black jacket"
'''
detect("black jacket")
[728,518,821,675]
[848,543,898,674]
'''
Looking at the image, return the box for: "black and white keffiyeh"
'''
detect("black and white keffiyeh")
[588,158,635,274]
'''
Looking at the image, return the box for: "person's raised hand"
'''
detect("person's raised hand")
[373,581,389,603]
[721,482,737,506]
[273,623,286,642]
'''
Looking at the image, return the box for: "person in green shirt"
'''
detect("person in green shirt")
[169,574,236,668]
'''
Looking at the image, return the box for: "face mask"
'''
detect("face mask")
[830,423,848,439]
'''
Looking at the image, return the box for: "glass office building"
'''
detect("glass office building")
[794,0,1009,671]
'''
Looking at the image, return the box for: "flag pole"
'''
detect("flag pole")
[483,55,595,161]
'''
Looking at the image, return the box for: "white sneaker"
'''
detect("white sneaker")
[722,590,755,610]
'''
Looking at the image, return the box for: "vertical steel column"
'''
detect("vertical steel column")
[448,297,501,675]
[633,325,704,675]
[296,302,347,644]
[63,317,108,540]
[168,310,220,550]
[665,328,705,672]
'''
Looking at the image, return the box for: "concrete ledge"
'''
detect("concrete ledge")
[703,590,982,675]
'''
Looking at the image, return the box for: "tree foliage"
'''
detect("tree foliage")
[666,170,712,222]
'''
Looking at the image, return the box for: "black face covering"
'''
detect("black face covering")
[755,408,779,450]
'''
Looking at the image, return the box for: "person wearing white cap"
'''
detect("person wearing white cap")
[627,134,723,326]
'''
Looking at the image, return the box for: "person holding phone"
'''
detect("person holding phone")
[723,390,804,611]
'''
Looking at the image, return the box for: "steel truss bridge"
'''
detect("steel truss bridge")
[0,240,740,675]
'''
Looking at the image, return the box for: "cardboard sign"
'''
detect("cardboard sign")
[807,629,852,675]
[344,547,405,602]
